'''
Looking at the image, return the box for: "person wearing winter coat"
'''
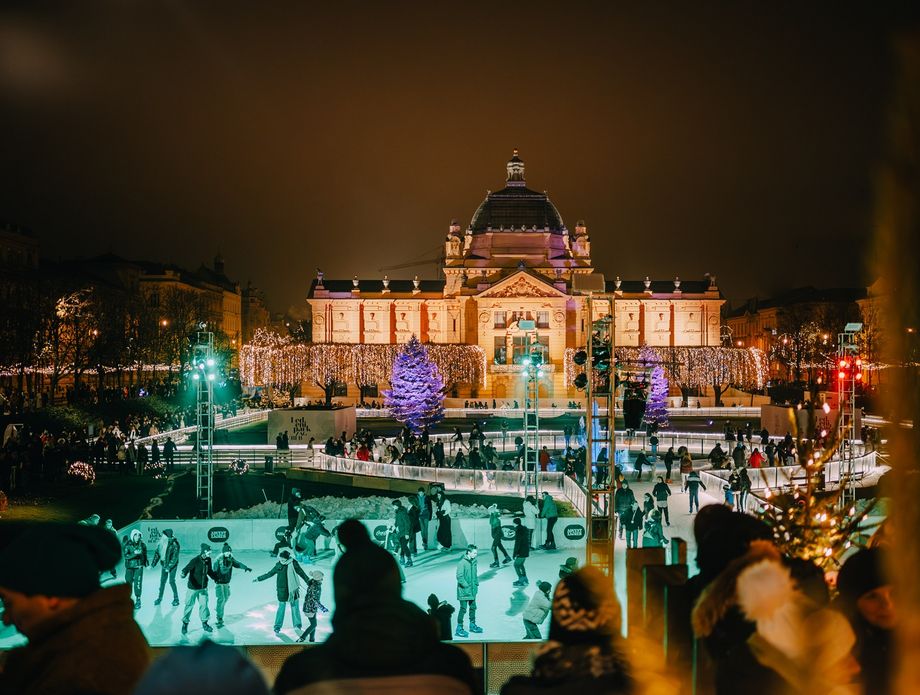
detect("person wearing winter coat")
[642,510,669,548]
[416,486,433,550]
[427,593,456,641]
[273,520,479,695]
[0,523,150,695]
[122,528,148,609]
[255,548,310,634]
[488,504,512,567]
[286,488,302,532]
[633,450,651,481]
[728,469,743,511]
[738,468,753,511]
[392,499,413,567]
[623,501,644,549]
[522,495,539,548]
[836,548,896,695]
[684,470,707,513]
[501,567,634,695]
[512,518,531,587]
[679,453,694,486]
[540,492,559,549]
[435,492,453,550]
[651,475,672,525]
[297,570,328,643]
[663,446,675,482]
[522,581,552,639]
[732,442,746,469]
[613,481,636,541]
[152,528,180,606]
[455,545,483,638]
[211,542,252,628]
[180,543,218,635]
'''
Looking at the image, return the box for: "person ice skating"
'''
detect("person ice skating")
[522,495,539,548]
[512,517,530,587]
[180,543,217,635]
[255,548,310,634]
[416,486,432,550]
[614,480,636,540]
[642,509,669,548]
[663,446,675,482]
[623,501,644,549]
[427,593,456,641]
[679,452,694,486]
[633,450,651,481]
[522,580,553,639]
[296,516,332,563]
[739,467,752,510]
[152,528,180,606]
[684,469,707,513]
[0,522,150,695]
[392,499,413,567]
[296,570,327,643]
[540,491,559,550]
[212,543,252,628]
[287,488,302,532]
[559,556,578,580]
[488,504,512,567]
[122,528,148,609]
[435,491,453,550]
[652,475,672,526]
[642,492,655,517]
[271,529,293,557]
[455,545,482,637]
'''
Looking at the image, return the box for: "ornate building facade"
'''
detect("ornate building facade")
[306,152,724,399]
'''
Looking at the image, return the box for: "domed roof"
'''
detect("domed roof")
[469,151,566,234]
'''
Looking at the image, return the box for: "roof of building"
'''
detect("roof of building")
[604,278,717,295]
[468,152,566,234]
[725,286,868,318]
[308,278,446,297]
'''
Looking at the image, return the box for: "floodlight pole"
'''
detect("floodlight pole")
[194,330,215,518]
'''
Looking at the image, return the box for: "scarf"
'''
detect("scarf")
[285,560,303,598]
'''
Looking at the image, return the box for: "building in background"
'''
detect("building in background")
[306,151,725,400]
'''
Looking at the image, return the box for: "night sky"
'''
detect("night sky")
[1,2,916,312]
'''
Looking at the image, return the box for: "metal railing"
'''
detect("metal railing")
[134,409,269,446]
[699,451,880,494]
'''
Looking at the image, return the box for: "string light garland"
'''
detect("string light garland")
[239,329,485,389]
[564,346,769,390]
[67,461,96,485]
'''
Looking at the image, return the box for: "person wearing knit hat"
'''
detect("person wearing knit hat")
[488,503,511,568]
[180,543,217,635]
[273,518,478,695]
[133,640,269,695]
[151,528,181,607]
[254,547,310,635]
[836,548,895,695]
[0,522,150,695]
[122,527,148,610]
[211,542,252,629]
[502,567,632,694]
[455,544,482,637]
[296,569,328,643]
[521,581,553,640]
[559,556,578,580]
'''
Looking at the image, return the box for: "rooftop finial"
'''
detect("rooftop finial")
[506,149,525,185]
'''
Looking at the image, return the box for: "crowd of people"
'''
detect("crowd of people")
[0,508,898,695]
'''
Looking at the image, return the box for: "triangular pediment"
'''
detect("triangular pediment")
[476,270,568,299]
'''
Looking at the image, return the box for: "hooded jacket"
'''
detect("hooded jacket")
[0,584,149,695]
[456,555,479,601]
[181,555,217,590]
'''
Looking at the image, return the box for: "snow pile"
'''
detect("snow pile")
[213,494,514,520]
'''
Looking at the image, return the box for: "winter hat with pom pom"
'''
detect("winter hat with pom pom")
[736,559,809,661]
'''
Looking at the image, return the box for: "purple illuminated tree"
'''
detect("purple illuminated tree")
[642,347,670,432]
[384,335,445,433]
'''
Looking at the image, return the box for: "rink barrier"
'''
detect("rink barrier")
[698,451,879,494]
[116,517,587,554]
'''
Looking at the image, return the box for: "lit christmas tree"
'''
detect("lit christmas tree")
[642,347,670,432]
[384,335,445,433]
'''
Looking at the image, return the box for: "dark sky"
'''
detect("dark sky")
[0,2,915,312]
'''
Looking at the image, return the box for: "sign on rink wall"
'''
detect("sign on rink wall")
[267,407,357,446]
[118,517,588,553]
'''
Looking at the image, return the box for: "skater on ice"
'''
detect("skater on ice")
[435,490,453,550]
[455,544,483,637]
[212,542,253,628]
[180,543,217,635]
[487,504,512,568]
[296,570,327,643]
[255,548,310,635]
[151,528,180,607]
[522,580,552,639]
[122,528,148,609]
[512,517,530,587]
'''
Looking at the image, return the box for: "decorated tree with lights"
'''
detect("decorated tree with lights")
[642,347,670,432]
[384,335,445,433]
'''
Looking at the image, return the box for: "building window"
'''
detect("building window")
[332,382,348,397]
[536,311,550,329]
[494,311,506,329]
[512,335,549,364]
[493,336,507,365]
[359,384,378,400]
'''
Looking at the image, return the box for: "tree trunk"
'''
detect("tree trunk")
[712,382,725,407]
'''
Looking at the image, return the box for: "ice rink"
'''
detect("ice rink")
[0,474,722,649]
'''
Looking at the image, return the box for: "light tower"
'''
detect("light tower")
[519,319,542,500]
[836,322,862,505]
[192,328,217,518]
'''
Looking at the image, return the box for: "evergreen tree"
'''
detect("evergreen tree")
[384,335,445,433]
[642,347,670,432]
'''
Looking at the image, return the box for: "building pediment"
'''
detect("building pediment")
[476,270,568,299]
